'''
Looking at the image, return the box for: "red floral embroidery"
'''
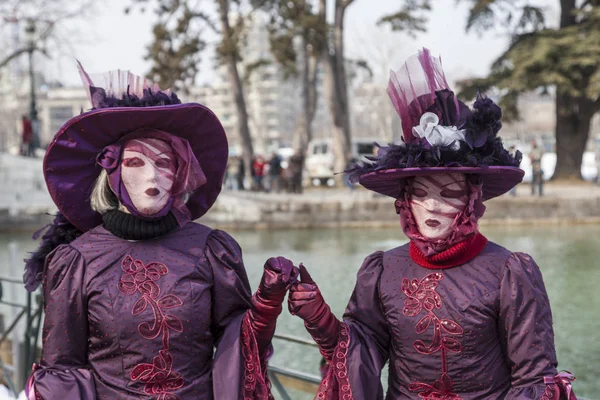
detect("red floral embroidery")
[402,273,464,400]
[241,313,274,400]
[119,255,184,399]
[131,350,184,399]
[316,324,353,400]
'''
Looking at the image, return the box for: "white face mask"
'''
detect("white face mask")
[409,173,469,241]
[121,139,176,216]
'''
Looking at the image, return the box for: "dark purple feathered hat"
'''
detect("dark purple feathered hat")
[24,63,228,291]
[348,48,523,201]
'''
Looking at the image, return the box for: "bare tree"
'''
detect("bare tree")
[130,0,256,183]
[216,0,255,182]
[0,0,95,69]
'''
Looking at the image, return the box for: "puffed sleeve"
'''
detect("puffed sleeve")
[26,244,96,400]
[204,230,272,400]
[501,252,577,399]
[317,251,390,400]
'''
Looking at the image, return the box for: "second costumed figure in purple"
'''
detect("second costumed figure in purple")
[23,65,298,399]
[287,49,578,399]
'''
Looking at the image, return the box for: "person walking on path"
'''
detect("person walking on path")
[530,140,544,196]
[594,144,600,185]
[21,115,34,157]
[344,153,358,192]
[267,152,282,193]
[288,150,305,194]
[252,155,266,191]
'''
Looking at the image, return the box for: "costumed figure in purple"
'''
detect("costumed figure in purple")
[287,49,578,399]
[23,64,298,399]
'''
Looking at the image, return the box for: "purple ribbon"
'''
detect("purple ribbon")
[96,143,123,174]
[25,364,38,400]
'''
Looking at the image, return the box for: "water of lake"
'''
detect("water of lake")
[1,224,598,398]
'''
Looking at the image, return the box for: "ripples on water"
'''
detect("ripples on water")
[1,225,598,398]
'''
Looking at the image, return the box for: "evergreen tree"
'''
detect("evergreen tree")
[459,0,600,180]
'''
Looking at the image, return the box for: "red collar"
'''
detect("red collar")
[409,233,488,269]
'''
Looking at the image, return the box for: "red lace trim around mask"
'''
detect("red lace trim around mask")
[409,233,488,269]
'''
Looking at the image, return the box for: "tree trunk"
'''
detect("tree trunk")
[324,0,354,185]
[552,92,596,180]
[217,0,254,186]
[296,35,315,153]
[551,0,589,181]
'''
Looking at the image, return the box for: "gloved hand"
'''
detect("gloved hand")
[288,264,341,361]
[248,256,299,356]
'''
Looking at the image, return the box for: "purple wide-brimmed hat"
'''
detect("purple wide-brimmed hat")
[43,66,228,231]
[348,48,523,201]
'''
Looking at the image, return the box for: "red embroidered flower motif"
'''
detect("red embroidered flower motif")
[131,350,184,400]
[402,273,443,317]
[118,255,184,399]
[118,256,168,297]
[408,374,462,400]
[402,273,464,400]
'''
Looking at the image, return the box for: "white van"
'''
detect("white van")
[305,137,378,186]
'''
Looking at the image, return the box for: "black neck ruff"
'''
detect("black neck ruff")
[102,210,178,240]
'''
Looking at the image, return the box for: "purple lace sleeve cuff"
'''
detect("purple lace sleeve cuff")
[241,313,275,400]
[316,323,353,400]
[26,363,96,400]
[541,372,578,400]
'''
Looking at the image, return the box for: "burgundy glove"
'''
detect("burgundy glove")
[288,264,341,361]
[249,256,299,356]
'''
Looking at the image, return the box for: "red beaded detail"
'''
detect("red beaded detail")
[402,273,464,400]
[118,255,184,399]
[316,323,353,400]
[241,313,274,400]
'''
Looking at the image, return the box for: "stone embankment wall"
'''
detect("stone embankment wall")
[0,154,54,231]
[1,153,600,231]
[201,188,600,230]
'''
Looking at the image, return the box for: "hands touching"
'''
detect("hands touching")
[256,256,300,305]
[288,264,341,361]
[248,257,299,355]
[249,258,341,362]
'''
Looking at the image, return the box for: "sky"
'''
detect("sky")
[41,0,557,88]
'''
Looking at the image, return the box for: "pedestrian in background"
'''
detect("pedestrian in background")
[252,155,266,191]
[289,150,305,194]
[594,144,600,185]
[344,153,358,191]
[268,151,282,193]
[237,155,245,190]
[21,115,34,157]
[529,140,544,196]
[508,145,517,196]
[226,156,240,190]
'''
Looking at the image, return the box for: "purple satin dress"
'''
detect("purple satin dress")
[29,222,270,399]
[319,241,573,400]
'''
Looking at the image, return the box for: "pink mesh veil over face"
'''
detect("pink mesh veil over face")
[395,174,486,257]
[408,173,468,241]
[96,128,207,223]
[121,138,177,217]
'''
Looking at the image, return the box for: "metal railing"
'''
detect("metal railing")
[0,275,42,397]
[268,333,322,400]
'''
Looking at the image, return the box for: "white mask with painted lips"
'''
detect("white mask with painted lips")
[409,172,469,241]
[121,139,176,216]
